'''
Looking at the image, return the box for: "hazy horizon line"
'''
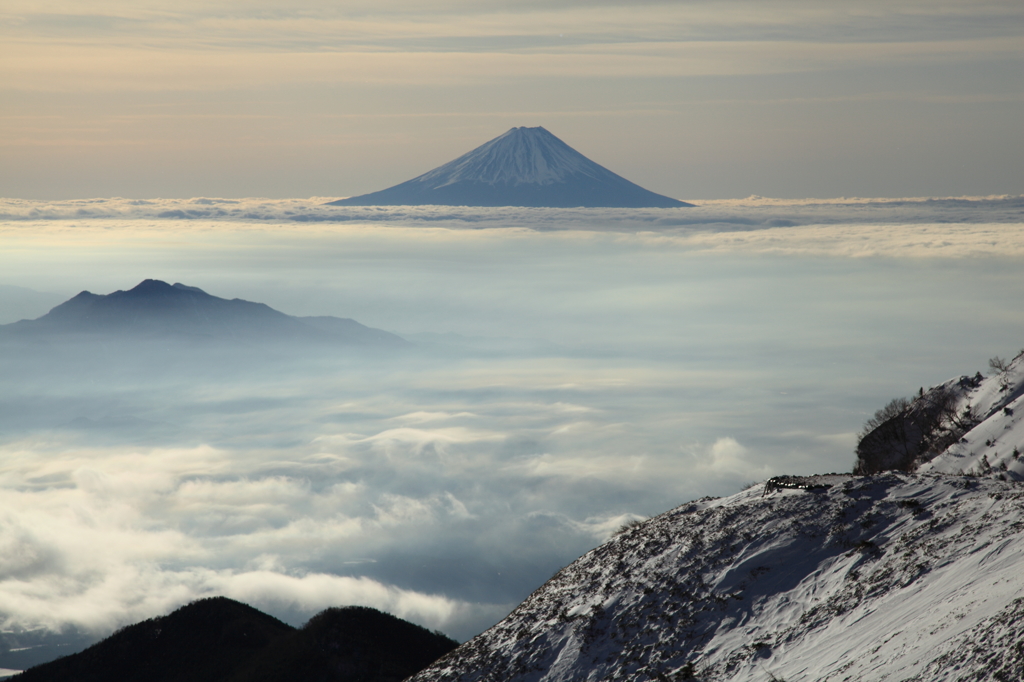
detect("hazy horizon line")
[3,193,1022,205]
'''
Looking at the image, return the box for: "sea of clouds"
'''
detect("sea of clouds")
[2,195,1024,226]
[2,199,1024,654]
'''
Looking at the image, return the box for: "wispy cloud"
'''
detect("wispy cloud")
[3,1,1023,198]
[6,16,1023,91]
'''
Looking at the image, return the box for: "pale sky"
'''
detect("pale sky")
[3,1,1023,200]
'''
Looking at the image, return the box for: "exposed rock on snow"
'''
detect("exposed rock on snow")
[761,474,851,495]
[411,474,1024,682]
[329,127,691,208]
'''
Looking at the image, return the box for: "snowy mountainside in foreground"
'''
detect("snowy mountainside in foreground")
[411,474,1024,682]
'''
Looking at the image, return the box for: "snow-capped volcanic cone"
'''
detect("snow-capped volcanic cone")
[329,127,692,208]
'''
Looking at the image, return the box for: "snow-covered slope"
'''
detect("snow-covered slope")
[411,473,1024,681]
[919,352,1024,477]
[329,127,691,208]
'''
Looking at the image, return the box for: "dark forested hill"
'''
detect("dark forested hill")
[11,598,457,682]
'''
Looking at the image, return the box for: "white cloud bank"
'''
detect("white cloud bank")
[2,201,1024,648]
[3,196,1024,260]
[0,440,513,638]
[3,195,1023,224]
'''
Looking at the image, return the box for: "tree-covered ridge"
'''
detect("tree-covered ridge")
[11,598,457,682]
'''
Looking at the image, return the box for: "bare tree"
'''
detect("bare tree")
[855,397,915,474]
[858,397,911,439]
[854,388,981,474]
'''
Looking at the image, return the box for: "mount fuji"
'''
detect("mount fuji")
[329,127,692,208]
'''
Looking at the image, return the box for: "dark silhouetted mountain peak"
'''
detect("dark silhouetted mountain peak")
[127,278,180,295]
[172,282,208,294]
[12,598,458,682]
[11,597,293,682]
[0,280,407,347]
[237,606,459,682]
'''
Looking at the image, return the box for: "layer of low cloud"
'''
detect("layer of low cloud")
[3,197,1024,261]
[0,362,729,640]
[2,207,1024,648]
[0,454,501,635]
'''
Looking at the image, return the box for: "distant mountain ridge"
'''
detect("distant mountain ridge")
[330,127,691,208]
[0,280,406,347]
[11,597,458,682]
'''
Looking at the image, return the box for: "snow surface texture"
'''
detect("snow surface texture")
[329,127,691,207]
[919,351,1024,478]
[411,473,1024,682]
[409,358,1024,682]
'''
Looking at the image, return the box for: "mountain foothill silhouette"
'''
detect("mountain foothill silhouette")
[9,597,458,682]
[0,280,406,347]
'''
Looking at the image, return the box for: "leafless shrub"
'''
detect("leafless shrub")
[616,518,646,535]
